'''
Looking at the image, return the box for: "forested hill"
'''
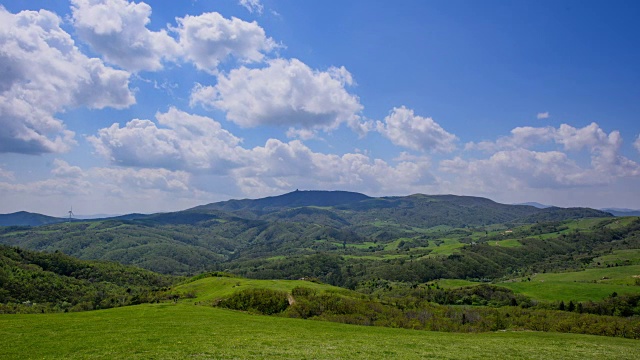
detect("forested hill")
[191,191,611,227]
[191,190,371,212]
[0,191,614,275]
[0,211,66,227]
[0,245,176,313]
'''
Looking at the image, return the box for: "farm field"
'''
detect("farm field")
[1,303,638,360]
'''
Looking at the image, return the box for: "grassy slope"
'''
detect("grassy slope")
[1,303,638,360]
[173,276,351,303]
[498,265,640,302]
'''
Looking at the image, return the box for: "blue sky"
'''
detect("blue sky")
[1,0,639,216]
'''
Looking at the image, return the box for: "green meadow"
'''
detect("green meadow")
[498,265,640,302]
[174,276,352,303]
[1,303,638,360]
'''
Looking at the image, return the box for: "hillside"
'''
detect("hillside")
[192,190,371,213]
[0,245,176,312]
[2,303,637,359]
[0,191,619,276]
[0,212,66,227]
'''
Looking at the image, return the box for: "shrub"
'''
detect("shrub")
[218,288,289,315]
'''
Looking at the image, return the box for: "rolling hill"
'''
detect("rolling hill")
[0,211,66,227]
[0,191,618,276]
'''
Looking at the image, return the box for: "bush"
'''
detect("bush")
[218,288,289,315]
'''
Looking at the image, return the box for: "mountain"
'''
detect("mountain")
[196,191,611,228]
[601,208,640,217]
[192,190,371,213]
[515,202,553,209]
[0,191,615,274]
[0,211,66,226]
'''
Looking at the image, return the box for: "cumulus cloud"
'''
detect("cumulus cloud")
[465,126,556,152]
[174,12,276,73]
[448,122,640,193]
[537,112,549,119]
[71,0,180,72]
[89,108,434,198]
[440,150,588,192]
[51,159,84,178]
[71,0,275,74]
[286,128,318,140]
[0,7,135,154]
[88,107,242,172]
[232,139,434,197]
[90,167,191,193]
[376,106,457,152]
[0,159,90,196]
[635,135,640,153]
[0,159,195,214]
[190,58,363,129]
[239,0,264,15]
[0,167,14,181]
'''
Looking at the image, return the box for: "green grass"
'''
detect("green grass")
[343,254,407,260]
[603,217,639,229]
[424,238,465,257]
[498,265,640,301]
[1,303,638,359]
[431,279,480,288]
[591,249,640,267]
[172,276,352,303]
[489,239,523,248]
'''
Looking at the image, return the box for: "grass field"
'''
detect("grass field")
[430,279,480,288]
[591,249,640,267]
[1,303,638,359]
[498,265,640,301]
[173,276,354,303]
[489,239,523,248]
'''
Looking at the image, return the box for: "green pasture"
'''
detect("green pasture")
[498,265,640,301]
[424,238,465,257]
[430,279,480,288]
[489,239,523,248]
[1,304,638,360]
[172,276,351,303]
[591,249,640,267]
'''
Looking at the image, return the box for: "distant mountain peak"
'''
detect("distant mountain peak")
[192,190,371,212]
[514,202,553,209]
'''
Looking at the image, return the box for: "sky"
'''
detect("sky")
[1,0,639,216]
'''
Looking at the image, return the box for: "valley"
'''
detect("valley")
[1,191,639,358]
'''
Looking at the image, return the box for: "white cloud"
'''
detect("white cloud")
[634,135,640,153]
[89,108,435,198]
[88,107,242,172]
[51,159,84,179]
[537,112,549,119]
[232,139,434,197]
[191,58,363,129]
[465,126,555,152]
[376,106,457,152]
[0,166,14,181]
[239,0,264,15]
[71,1,275,74]
[71,0,180,72]
[90,167,191,193]
[174,12,276,74]
[447,122,640,193]
[466,122,626,154]
[286,128,318,140]
[440,150,590,192]
[0,7,135,154]
[0,159,91,196]
[0,160,195,214]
